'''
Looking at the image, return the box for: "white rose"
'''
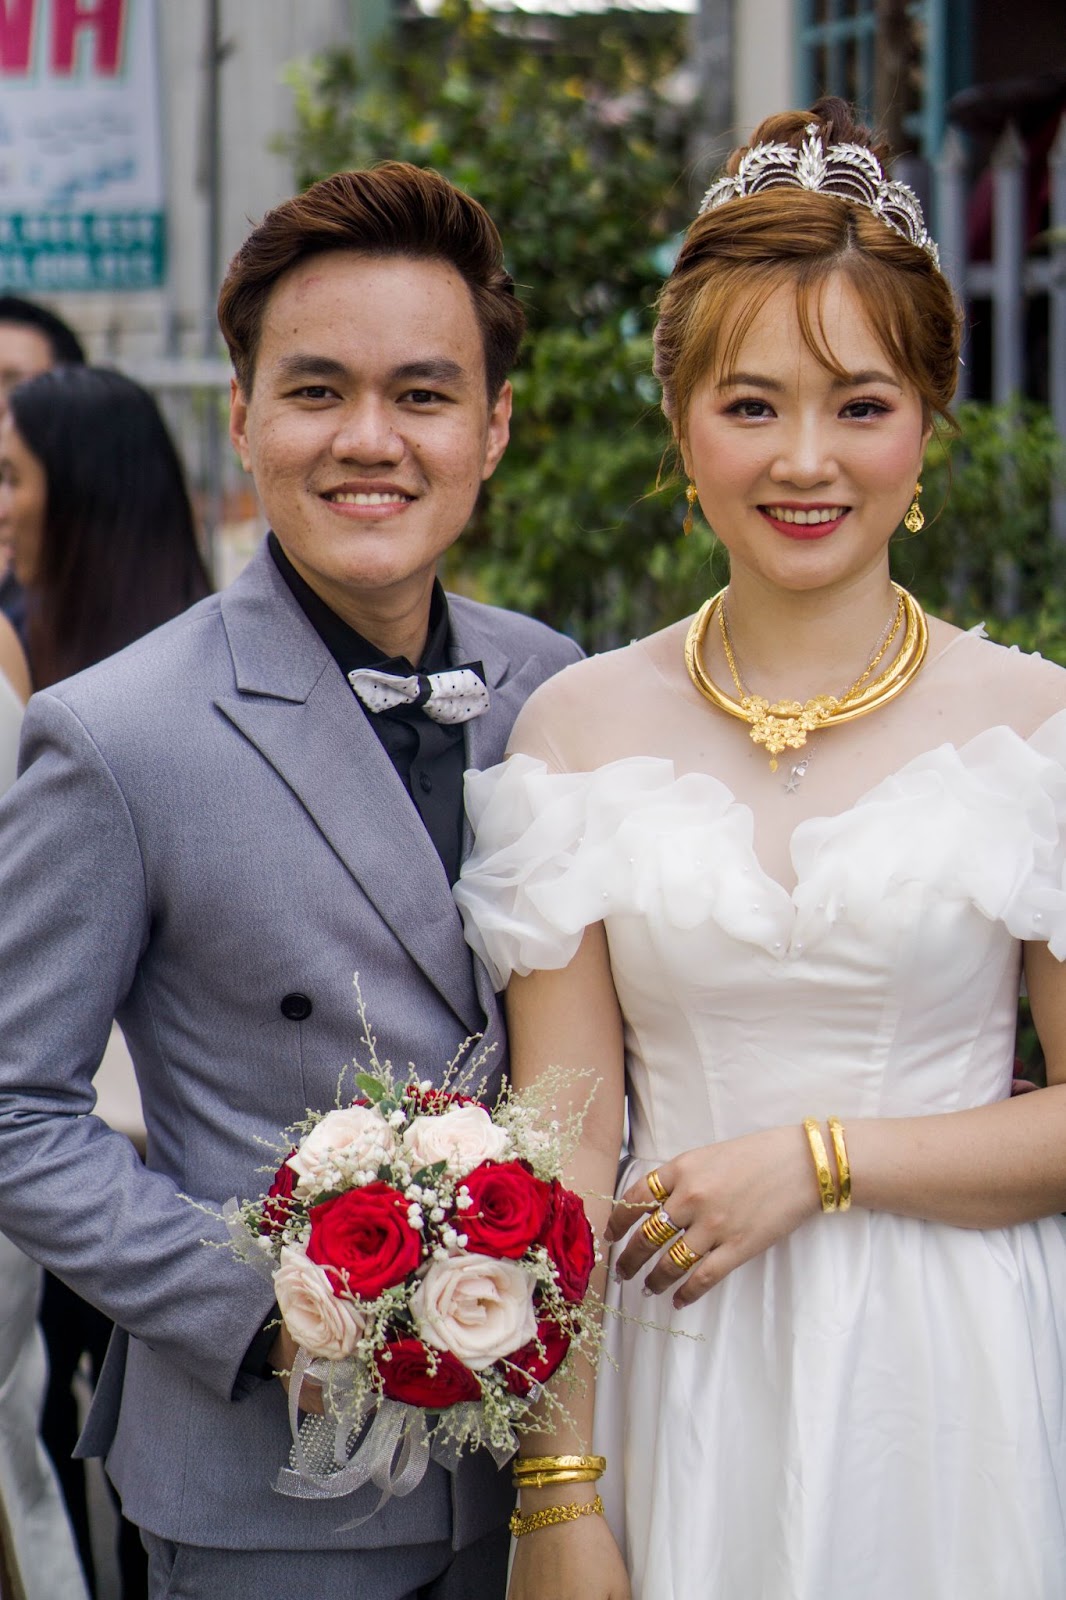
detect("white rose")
[411,1252,536,1370]
[274,1245,367,1361]
[288,1106,397,1196]
[402,1104,510,1177]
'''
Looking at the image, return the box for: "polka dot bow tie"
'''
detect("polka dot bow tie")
[347,664,490,725]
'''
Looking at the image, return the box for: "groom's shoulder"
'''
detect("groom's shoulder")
[46,590,229,725]
[446,592,582,674]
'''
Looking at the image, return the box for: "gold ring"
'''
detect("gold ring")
[640,1207,680,1249]
[647,1169,669,1205]
[666,1236,701,1273]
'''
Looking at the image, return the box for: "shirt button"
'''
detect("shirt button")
[280,993,313,1022]
[418,773,433,794]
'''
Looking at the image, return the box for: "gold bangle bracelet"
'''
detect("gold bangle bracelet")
[510,1495,605,1539]
[803,1118,838,1213]
[513,1454,606,1477]
[514,1469,604,1489]
[827,1117,852,1211]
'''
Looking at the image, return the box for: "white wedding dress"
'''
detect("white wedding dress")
[455,620,1066,1600]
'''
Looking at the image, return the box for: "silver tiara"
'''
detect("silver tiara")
[697,123,940,269]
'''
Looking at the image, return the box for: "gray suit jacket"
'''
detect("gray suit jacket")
[0,542,581,1551]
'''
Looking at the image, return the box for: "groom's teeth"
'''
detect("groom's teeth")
[764,506,847,525]
[329,491,409,505]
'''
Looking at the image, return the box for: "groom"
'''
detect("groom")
[0,164,579,1597]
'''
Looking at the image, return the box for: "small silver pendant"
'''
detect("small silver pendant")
[783,757,811,794]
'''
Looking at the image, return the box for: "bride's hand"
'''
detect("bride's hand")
[508,1512,631,1600]
[605,1125,822,1308]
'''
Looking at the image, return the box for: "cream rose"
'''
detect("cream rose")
[274,1245,367,1360]
[288,1106,397,1197]
[411,1253,536,1370]
[402,1104,510,1177]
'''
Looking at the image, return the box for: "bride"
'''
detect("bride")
[455,98,1066,1599]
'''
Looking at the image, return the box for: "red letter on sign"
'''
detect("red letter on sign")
[51,0,124,74]
[0,0,35,74]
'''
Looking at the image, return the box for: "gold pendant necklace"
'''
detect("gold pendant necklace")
[683,583,929,771]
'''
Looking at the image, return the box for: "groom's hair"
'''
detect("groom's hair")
[217,162,524,401]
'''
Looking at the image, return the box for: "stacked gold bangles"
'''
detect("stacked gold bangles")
[802,1117,852,1212]
[510,1454,607,1538]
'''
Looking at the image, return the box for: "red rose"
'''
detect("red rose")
[458,1162,551,1260]
[404,1085,476,1114]
[261,1151,298,1235]
[377,1337,482,1408]
[538,1181,596,1302]
[504,1315,572,1396]
[307,1182,422,1299]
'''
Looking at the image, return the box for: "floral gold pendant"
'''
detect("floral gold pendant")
[741,694,839,770]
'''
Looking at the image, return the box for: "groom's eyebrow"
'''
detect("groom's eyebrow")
[389,359,468,387]
[273,354,350,383]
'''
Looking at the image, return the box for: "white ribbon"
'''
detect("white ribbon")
[221,1200,511,1511]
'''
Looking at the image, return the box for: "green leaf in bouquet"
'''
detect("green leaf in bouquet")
[412,1159,449,1187]
[355,1073,388,1103]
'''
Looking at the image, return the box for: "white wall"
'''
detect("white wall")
[733,0,795,142]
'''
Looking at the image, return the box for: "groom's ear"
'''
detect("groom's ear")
[230,377,253,473]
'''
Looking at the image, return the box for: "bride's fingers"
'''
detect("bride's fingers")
[611,1205,696,1282]
[604,1166,677,1243]
[638,1228,712,1298]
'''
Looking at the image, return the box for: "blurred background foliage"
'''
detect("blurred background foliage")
[284,4,1066,663]
[283,0,693,649]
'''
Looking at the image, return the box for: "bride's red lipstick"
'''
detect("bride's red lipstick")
[759,505,849,539]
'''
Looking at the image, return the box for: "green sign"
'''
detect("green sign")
[0,211,166,292]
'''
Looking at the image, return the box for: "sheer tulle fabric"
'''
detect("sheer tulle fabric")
[454,628,1066,1599]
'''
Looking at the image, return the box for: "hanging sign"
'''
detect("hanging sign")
[0,0,165,291]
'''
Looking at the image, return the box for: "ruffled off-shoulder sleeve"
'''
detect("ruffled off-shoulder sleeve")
[789,708,1066,958]
[455,754,756,988]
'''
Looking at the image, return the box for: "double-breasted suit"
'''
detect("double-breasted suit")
[0,542,580,1556]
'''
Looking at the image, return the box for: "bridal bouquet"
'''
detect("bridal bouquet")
[221,982,602,1502]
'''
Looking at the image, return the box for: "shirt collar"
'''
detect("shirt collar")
[267,531,452,678]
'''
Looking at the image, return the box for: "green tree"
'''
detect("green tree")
[891,401,1066,660]
[283,0,694,648]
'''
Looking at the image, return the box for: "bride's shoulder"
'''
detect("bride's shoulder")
[929,615,1066,735]
[505,617,692,769]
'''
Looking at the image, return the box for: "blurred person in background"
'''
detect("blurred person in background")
[3,365,211,691]
[0,611,88,1599]
[0,297,86,646]
[0,364,211,1599]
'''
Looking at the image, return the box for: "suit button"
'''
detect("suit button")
[280,993,312,1021]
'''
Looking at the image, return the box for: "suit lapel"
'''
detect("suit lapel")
[450,600,547,781]
[215,547,483,1035]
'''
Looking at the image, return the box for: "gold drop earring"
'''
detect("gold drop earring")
[903,481,924,534]
[683,481,698,537]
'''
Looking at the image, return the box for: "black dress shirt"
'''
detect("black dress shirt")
[267,533,472,886]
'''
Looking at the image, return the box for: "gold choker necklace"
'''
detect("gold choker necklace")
[683,584,929,770]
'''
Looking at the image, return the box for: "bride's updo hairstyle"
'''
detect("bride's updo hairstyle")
[654,97,961,439]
